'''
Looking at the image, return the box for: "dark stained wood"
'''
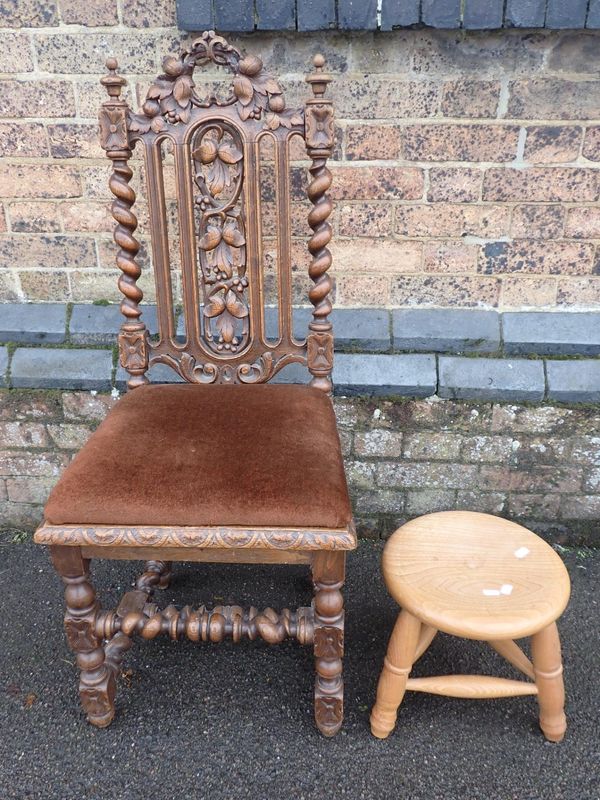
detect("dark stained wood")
[36,34,352,737]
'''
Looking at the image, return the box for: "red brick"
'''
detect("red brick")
[1,0,58,26]
[508,80,600,120]
[0,450,68,477]
[427,168,482,202]
[329,166,424,200]
[402,432,462,460]
[6,477,56,505]
[524,126,582,164]
[47,423,92,449]
[395,204,509,238]
[561,495,600,520]
[403,124,518,162]
[501,277,557,307]
[0,80,76,119]
[0,422,49,448]
[460,435,515,463]
[440,81,500,118]
[557,277,600,306]
[424,240,477,273]
[0,32,35,72]
[483,168,599,203]
[332,239,422,274]
[0,123,48,158]
[9,202,61,233]
[335,77,440,119]
[0,392,62,421]
[456,491,506,514]
[337,203,393,237]
[391,275,500,307]
[565,207,600,239]
[479,240,594,275]
[61,201,112,233]
[47,123,103,159]
[62,392,116,421]
[34,33,159,74]
[59,0,118,25]
[583,127,600,161]
[19,270,69,301]
[355,430,403,458]
[508,494,561,518]
[345,124,403,160]
[0,208,6,234]
[406,490,455,515]
[334,274,390,306]
[509,465,582,494]
[0,235,97,270]
[376,461,479,489]
[0,165,81,199]
[510,205,565,240]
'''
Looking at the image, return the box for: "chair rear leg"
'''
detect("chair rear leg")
[50,545,116,728]
[312,551,345,737]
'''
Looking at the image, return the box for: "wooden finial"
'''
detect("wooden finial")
[306,53,331,98]
[101,57,126,99]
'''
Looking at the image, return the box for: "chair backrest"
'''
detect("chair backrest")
[99,31,336,393]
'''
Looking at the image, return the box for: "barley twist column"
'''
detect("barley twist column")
[100,58,148,390]
[305,55,335,394]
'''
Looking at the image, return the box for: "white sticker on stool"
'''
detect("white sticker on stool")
[482,588,501,596]
[500,584,513,595]
[514,546,530,559]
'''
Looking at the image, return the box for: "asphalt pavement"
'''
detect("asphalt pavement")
[0,536,598,800]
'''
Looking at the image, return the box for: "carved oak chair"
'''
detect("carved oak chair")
[34,32,355,737]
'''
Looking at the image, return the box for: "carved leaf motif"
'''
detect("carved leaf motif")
[225,289,248,318]
[222,222,245,247]
[217,143,243,164]
[173,75,194,107]
[199,225,221,251]
[233,75,254,106]
[204,294,226,317]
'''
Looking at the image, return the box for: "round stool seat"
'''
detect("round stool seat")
[383,511,570,641]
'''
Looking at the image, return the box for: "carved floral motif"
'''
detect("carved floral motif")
[128,31,303,134]
[118,328,148,372]
[98,106,128,151]
[305,103,335,151]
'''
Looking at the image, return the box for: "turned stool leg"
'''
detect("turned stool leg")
[531,622,567,742]
[370,609,421,739]
[51,545,116,728]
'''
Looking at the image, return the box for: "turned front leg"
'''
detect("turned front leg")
[312,551,345,737]
[531,622,567,742]
[370,609,421,739]
[50,546,116,728]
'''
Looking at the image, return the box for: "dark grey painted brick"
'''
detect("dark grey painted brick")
[463,0,504,29]
[547,360,600,403]
[0,303,66,344]
[439,356,545,402]
[503,312,600,356]
[214,0,254,31]
[505,0,546,27]
[0,347,7,388]
[297,0,336,30]
[11,348,113,391]
[587,0,600,28]
[421,0,461,28]
[338,0,377,29]
[256,0,295,29]
[70,304,158,345]
[546,0,588,28]
[381,0,420,29]
[333,353,436,397]
[176,0,213,29]
[392,309,500,353]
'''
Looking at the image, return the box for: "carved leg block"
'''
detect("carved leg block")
[370,609,421,739]
[531,622,567,742]
[50,546,116,728]
[312,551,345,737]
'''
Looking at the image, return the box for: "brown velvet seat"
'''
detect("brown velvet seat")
[45,383,352,530]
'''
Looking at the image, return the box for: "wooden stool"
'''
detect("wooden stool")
[370,511,571,742]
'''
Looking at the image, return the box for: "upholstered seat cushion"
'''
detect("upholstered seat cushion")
[44,383,352,530]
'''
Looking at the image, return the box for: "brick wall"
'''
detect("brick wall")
[2,388,600,544]
[1,4,600,310]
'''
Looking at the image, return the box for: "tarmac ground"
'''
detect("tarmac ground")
[0,535,598,800]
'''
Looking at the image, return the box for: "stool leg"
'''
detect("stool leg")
[531,622,566,742]
[370,610,421,739]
